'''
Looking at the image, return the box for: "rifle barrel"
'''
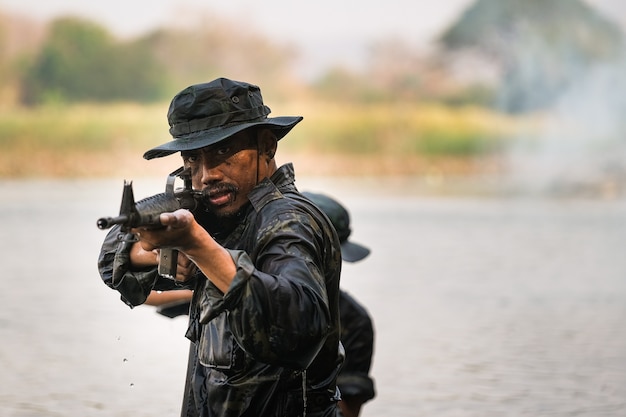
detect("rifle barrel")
[96,215,128,230]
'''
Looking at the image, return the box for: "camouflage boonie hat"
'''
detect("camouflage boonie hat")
[303,192,370,263]
[143,78,303,160]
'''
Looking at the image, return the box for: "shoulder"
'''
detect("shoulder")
[249,175,326,228]
[255,191,323,235]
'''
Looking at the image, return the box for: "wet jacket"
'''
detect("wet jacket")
[98,164,344,417]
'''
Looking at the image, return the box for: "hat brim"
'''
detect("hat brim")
[143,116,303,160]
[341,240,371,263]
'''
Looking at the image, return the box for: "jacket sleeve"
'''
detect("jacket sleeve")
[97,226,184,307]
[198,211,335,370]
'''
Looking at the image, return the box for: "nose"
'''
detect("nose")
[200,158,222,186]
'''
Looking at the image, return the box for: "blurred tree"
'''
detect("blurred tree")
[366,38,469,103]
[313,38,470,105]
[313,67,381,102]
[0,12,45,105]
[0,16,9,95]
[21,17,167,104]
[439,0,625,113]
[140,13,300,100]
[313,41,431,103]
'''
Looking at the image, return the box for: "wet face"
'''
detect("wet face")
[181,129,275,218]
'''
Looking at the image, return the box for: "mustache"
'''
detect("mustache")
[201,183,239,198]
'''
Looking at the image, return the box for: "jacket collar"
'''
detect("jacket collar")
[248,163,296,212]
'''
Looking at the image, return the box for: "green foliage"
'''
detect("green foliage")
[20,17,168,104]
[0,103,164,151]
[279,101,516,158]
[0,101,528,177]
[411,130,501,156]
[441,83,496,108]
[10,14,299,105]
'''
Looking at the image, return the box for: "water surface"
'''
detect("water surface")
[1,177,624,417]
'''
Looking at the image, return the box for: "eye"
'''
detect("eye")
[182,152,199,163]
[215,146,231,156]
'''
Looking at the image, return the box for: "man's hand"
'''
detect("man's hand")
[132,209,197,252]
[133,208,236,294]
[162,250,197,283]
[129,212,198,283]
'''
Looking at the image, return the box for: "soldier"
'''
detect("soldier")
[145,192,377,417]
[98,78,344,417]
[302,192,376,417]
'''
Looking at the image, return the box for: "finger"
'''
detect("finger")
[177,252,192,268]
[159,212,177,226]
[160,209,193,228]
[131,227,162,251]
[140,239,157,252]
[176,262,197,282]
[175,271,189,282]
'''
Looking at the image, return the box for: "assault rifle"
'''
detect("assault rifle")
[97,166,202,279]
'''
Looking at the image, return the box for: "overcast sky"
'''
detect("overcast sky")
[1,0,624,78]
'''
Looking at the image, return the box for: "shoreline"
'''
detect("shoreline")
[0,149,501,179]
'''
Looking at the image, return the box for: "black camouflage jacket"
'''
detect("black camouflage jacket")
[98,164,344,417]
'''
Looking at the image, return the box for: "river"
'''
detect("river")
[1,176,625,417]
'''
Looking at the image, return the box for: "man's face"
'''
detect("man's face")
[181,130,260,218]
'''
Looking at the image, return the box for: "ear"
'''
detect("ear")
[258,129,278,161]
